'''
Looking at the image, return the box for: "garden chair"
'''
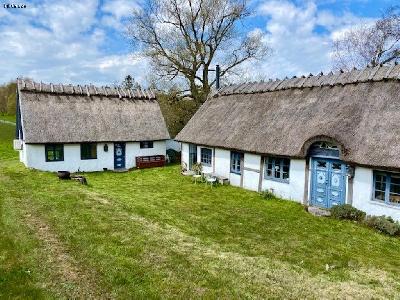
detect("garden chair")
[205,174,217,188]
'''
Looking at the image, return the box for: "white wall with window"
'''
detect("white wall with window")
[21,140,166,172]
[198,146,213,173]
[353,167,400,221]
[262,158,305,202]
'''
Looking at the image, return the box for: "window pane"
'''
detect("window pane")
[283,164,289,173]
[264,157,290,180]
[375,191,386,201]
[375,181,386,191]
[274,162,281,178]
[231,152,242,174]
[81,143,96,159]
[201,148,212,165]
[317,161,326,168]
[47,150,54,161]
[391,175,400,185]
[390,183,400,195]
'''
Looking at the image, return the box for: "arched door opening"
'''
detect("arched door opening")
[308,141,347,208]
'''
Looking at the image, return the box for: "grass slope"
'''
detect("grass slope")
[0,115,16,123]
[1,121,400,298]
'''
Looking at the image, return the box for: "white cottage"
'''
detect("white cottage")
[176,64,400,220]
[14,79,170,172]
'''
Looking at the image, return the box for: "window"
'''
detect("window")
[230,151,243,174]
[264,157,290,181]
[200,148,212,166]
[374,171,400,205]
[45,144,64,162]
[140,141,154,149]
[81,143,97,160]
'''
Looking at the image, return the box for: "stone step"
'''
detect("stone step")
[307,206,331,217]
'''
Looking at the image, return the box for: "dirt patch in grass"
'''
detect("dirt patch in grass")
[23,211,110,299]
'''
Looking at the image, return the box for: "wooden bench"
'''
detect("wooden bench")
[136,155,166,169]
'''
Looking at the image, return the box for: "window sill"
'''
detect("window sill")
[230,171,241,175]
[264,177,290,184]
[81,158,97,160]
[201,163,212,167]
[368,200,400,210]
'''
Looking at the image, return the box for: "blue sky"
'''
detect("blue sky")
[0,0,398,86]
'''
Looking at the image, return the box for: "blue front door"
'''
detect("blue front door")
[310,158,346,208]
[114,143,126,169]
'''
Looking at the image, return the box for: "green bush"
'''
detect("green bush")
[261,190,277,200]
[166,149,180,164]
[330,204,366,221]
[363,215,400,236]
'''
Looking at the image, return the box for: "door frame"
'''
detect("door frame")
[309,157,347,208]
[188,143,197,170]
[114,142,126,169]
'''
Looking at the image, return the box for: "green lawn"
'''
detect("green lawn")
[0,115,16,123]
[1,121,400,298]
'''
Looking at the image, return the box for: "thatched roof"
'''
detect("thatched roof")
[18,79,170,143]
[176,64,400,169]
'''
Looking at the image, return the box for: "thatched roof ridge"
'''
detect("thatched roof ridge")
[18,79,170,143]
[176,65,400,169]
[216,64,400,96]
[17,79,156,100]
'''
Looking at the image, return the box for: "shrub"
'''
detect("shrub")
[192,163,203,175]
[330,204,366,221]
[261,190,277,200]
[363,215,400,236]
[166,149,180,163]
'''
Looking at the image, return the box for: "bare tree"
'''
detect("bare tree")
[332,6,400,71]
[128,0,270,102]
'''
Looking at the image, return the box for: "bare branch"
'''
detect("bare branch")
[128,0,270,102]
[332,5,400,70]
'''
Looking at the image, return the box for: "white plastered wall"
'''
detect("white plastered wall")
[181,142,189,168]
[243,153,261,191]
[352,166,400,221]
[262,159,306,203]
[22,141,166,172]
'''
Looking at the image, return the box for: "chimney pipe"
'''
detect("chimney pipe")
[216,64,220,90]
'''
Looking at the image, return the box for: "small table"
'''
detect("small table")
[205,176,217,188]
[193,174,202,184]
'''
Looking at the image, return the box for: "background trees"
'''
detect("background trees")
[332,6,400,70]
[0,82,16,116]
[128,0,269,103]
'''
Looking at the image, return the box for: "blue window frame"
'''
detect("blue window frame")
[200,148,212,166]
[230,151,243,174]
[373,171,400,205]
[264,157,290,182]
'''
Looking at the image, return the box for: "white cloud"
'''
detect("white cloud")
[236,0,373,80]
[0,0,146,86]
[101,0,140,31]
